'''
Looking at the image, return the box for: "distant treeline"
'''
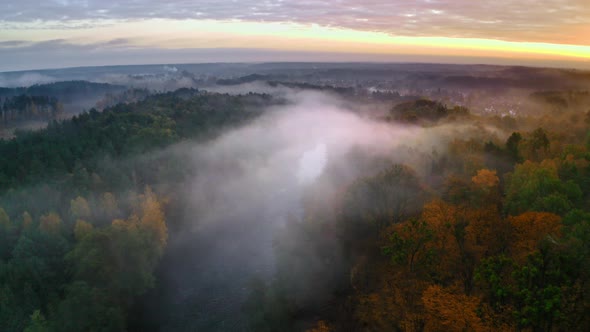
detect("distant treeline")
[530,90,590,112]
[389,99,470,123]
[1,95,64,125]
[0,81,128,127]
[95,88,152,110]
[0,81,125,101]
[0,88,278,191]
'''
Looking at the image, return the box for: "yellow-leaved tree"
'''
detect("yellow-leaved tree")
[138,186,168,256]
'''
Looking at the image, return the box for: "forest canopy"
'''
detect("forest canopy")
[0,75,589,332]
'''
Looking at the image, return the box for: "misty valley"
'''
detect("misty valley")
[1,63,590,332]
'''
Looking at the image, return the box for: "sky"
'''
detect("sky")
[1,0,590,71]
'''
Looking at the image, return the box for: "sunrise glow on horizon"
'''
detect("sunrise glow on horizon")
[1,1,589,71]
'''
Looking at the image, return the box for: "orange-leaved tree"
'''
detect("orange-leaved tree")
[508,211,561,262]
[422,284,488,332]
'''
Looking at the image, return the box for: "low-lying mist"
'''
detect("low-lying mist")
[140,89,504,331]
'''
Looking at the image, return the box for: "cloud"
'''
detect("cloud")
[1,0,589,44]
[0,39,154,72]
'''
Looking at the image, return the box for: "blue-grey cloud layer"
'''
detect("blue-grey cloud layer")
[1,38,588,73]
[1,0,588,43]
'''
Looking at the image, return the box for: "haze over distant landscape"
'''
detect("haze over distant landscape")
[1,0,590,71]
[2,2,590,332]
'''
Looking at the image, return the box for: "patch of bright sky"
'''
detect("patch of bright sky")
[1,19,589,62]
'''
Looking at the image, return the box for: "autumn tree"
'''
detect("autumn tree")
[306,321,332,332]
[420,199,506,293]
[38,187,168,331]
[421,200,482,292]
[508,211,561,262]
[137,186,167,256]
[355,275,429,332]
[472,168,499,190]
[422,285,487,332]
[442,169,499,208]
[476,212,568,330]
[39,212,62,234]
